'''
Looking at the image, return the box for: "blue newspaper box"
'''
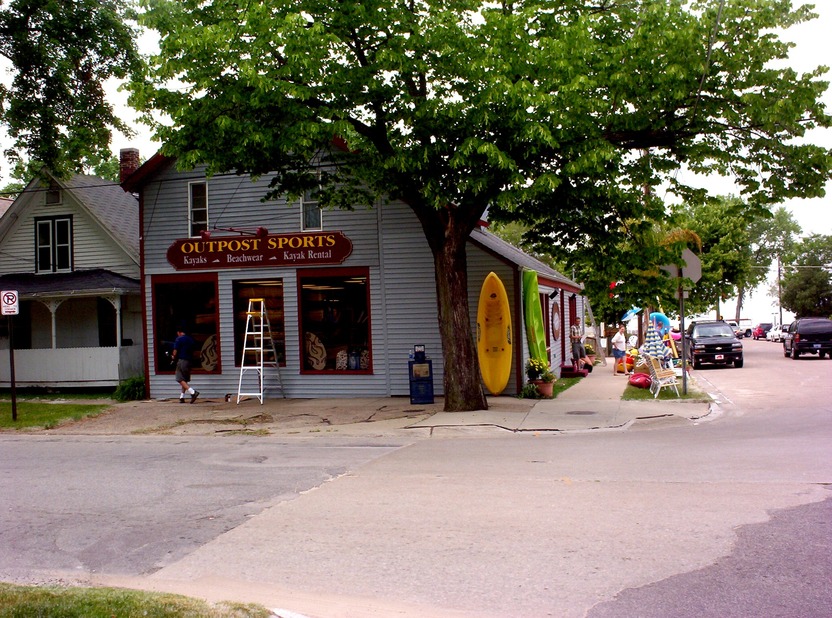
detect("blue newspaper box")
[408,345,434,404]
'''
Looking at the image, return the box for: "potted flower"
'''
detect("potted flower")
[525,357,548,382]
[526,358,556,398]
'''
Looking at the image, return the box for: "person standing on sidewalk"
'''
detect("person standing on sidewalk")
[171,324,199,404]
[611,324,629,375]
[570,317,593,372]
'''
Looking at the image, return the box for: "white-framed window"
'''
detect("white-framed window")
[301,175,322,231]
[189,181,208,237]
[35,216,73,273]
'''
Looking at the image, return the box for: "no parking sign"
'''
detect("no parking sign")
[1,290,19,315]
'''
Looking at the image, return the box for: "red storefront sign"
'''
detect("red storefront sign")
[166,231,353,270]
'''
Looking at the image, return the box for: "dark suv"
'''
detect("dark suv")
[782,318,832,359]
[685,320,744,369]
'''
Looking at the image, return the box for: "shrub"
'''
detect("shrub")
[520,383,541,399]
[114,376,145,402]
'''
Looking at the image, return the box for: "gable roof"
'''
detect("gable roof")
[468,225,582,293]
[0,197,13,218]
[0,170,139,262]
[62,173,140,260]
[120,152,174,193]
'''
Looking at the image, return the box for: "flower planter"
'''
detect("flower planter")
[532,379,554,398]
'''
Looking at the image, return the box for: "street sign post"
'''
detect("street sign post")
[1,290,18,421]
[661,251,702,395]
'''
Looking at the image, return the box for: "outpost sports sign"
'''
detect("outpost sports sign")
[165,231,353,270]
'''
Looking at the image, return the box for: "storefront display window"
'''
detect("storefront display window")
[299,268,370,372]
[233,279,286,366]
[152,274,219,373]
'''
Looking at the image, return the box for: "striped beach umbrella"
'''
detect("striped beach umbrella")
[642,324,671,362]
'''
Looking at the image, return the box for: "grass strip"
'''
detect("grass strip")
[0,402,110,430]
[0,583,272,618]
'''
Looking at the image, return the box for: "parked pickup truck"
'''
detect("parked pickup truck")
[782,318,832,359]
[728,319,753,338]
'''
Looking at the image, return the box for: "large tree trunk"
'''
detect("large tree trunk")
[735,286,745,322]
[412,203,488,412]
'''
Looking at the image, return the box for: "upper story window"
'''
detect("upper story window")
[301,174,322,231]
[35,216,73,273]
[45,182,62,205]
[189,181,208,237]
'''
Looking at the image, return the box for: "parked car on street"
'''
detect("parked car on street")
[685,320,744,369]
[769,323,790,343]
[782,318,832,359]
[725,320,745,338]
[752,322,773,340]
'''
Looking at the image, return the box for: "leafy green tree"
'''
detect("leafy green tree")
[739,206,801,320]
[781,234,832,317]
[671,196,755,317]
[0,0,141,179]
[131,0,832,411]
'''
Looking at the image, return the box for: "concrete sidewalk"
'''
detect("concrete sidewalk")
[46,359,715,437]
[414,360,714,434]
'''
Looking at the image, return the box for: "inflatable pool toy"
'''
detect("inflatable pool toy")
[649,312,671,335]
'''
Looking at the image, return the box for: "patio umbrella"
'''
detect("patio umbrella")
[621,306,642,322]
[642,323,671,362]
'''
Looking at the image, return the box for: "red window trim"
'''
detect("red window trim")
[297,266,372,374]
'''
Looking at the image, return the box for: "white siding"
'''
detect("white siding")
[0,186,138,278]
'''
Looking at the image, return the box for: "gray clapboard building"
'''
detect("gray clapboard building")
[121,149,583,401]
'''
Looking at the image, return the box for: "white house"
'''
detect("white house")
[0,168,143,387]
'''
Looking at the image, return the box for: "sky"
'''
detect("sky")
[3,3,831,323]
[679,3,832,325]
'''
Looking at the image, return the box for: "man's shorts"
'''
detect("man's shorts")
[175,359,192,383]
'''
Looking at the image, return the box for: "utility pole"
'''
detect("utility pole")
[777,255,783,326]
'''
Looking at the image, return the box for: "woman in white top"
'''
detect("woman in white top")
[611,324,629,375]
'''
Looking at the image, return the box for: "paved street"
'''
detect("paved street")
[1,339,830,617]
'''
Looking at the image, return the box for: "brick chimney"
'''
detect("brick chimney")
[119,148,140,183]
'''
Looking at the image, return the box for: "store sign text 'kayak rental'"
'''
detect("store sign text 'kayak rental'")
[166,232,353,270]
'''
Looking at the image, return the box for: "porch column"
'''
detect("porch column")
[104,296,123,350]
[43,299,65,349]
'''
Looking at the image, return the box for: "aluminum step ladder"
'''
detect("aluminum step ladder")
[237,298,284,403]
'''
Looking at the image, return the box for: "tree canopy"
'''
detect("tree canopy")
[0,0,141,179]
[131,0,832,411]
[781,234,832,317]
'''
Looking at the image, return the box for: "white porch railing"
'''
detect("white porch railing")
[0,346,143,387]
